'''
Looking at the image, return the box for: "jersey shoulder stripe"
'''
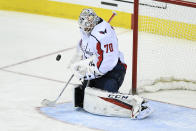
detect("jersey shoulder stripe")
[90,34,103,69]
[96,42,103,69]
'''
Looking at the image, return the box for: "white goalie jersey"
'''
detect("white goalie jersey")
[78,19,125,74]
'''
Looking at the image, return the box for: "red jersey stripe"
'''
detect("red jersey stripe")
[96,42,103,69]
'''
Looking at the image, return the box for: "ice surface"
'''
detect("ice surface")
[0,10,196,131]
[40,101,196,131]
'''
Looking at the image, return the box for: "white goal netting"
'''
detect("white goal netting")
[134,0,196,93]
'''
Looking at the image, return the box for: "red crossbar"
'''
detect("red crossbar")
[155,0,196,8]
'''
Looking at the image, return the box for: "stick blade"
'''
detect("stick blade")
[41,99,56,107]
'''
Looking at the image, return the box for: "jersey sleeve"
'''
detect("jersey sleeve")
[90,21,119,74]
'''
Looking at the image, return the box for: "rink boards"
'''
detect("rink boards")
[39,101,196,131]
[0,0,195,40]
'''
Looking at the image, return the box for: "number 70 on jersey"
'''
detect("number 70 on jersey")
[104,43,113,53]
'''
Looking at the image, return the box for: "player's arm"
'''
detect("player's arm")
[72,37,105,80]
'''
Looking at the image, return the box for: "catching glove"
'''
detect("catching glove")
[72,55,103,80]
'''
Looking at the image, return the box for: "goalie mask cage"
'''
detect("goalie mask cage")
[131,0,196,94]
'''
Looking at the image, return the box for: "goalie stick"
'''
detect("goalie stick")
[41,11,117,107]
[41,74,74,106]
[108,11,117,23]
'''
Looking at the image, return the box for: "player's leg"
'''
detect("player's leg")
[90,77,119,92]
[83,87,153,119]
[90,60,126,92]
[73,80,88,108]
[74,60,126,107]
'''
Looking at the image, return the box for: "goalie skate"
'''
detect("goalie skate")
[135,103,153,120]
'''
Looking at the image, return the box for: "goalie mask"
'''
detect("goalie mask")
[78,8,100,34]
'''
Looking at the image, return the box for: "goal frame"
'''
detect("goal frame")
[131,0,196,94]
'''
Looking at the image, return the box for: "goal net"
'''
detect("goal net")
[131,0,196,94]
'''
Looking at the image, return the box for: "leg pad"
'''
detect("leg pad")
[74,86,85,108]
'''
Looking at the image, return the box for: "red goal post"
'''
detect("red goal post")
[131,0,196,94]
[155,0,196,8]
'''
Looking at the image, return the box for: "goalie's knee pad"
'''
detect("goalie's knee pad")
[74,85,85,108]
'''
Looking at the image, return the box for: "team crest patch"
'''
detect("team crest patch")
[99,29,107,34]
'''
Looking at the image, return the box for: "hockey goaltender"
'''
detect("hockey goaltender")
[70,8,153,119]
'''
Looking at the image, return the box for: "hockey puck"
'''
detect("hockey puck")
[56,54,61,61]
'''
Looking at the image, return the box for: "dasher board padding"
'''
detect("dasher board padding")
[39,101,196,131]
